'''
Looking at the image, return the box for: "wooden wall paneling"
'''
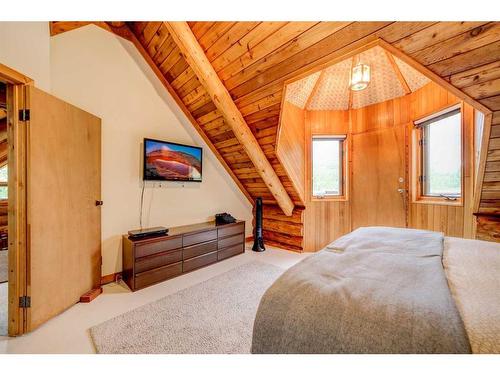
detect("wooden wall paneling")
[303,110,351,251]
[475,214,500,241]
[276,102,306,205]
[407,83,474,238]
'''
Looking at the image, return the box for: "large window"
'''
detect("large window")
[312,136,345,198]
[419,108,462,199]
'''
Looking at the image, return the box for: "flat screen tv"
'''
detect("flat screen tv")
[143,138,202,182]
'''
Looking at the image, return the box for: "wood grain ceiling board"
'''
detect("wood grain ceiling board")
[50,21,500,245]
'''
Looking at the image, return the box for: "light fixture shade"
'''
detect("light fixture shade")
[350,62,371,91]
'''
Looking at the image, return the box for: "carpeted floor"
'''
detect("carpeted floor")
[0,250,7,284]
[89,261,284,354]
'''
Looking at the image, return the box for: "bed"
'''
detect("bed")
[251,227,500,354]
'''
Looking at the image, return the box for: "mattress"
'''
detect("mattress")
[443,237,500,354]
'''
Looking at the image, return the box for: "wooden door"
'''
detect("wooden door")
[352,125,407,229]
[26,86,101,331]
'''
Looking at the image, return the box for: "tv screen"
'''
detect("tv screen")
[143,138,202,182]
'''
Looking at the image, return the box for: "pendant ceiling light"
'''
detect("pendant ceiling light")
[349,55,371,91]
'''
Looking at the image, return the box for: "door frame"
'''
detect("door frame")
[0,62,33,336]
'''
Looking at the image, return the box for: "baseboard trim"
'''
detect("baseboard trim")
[245,235,253,243]
[101,272,122,286]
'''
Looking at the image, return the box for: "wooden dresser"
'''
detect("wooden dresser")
[122,220,245,291]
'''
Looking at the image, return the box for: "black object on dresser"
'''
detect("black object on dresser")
[122,220,245,291]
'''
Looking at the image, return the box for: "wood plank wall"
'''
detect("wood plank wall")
[303,110,351,251]
[276,101,306,205]
[301,82,477,251]
[123,21,500,248]
[408,83,476,237]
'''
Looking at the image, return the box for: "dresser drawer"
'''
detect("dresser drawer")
[218,222,245,238]
[183,251,217,273]
[218,243,244,261]
[135,249,182,274]
[183,229,217,247]
[183,240,217,260]
[218,233,244,249]
[135,261,182,290]
[135,236,182,259]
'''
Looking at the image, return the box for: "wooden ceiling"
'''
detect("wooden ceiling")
[50,21,500,248]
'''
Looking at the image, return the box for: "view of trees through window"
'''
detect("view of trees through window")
[423,111,461,197]
[312,138,342,197]
[0,165,7,200]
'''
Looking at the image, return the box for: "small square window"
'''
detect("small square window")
[312,137,345,197]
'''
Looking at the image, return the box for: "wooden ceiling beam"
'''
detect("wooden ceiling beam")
[122,23,254,205]
[385,50,411,95]
[304,69,326,110]
[166,21,294,216]
[49,21,134,42]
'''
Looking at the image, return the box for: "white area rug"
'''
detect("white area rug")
[0,250,7,284]
[89,261,284,354]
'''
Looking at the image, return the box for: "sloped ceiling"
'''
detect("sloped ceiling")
[50,21,500,246]
[285,46,430,110]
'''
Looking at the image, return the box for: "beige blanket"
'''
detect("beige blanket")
[252,227,471,354]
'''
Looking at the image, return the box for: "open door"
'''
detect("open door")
[351,125,407,229]
[24,86,101,331]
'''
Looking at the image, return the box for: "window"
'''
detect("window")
[312,136,345,198]
[418,108,462,199]
[0,165,7,200]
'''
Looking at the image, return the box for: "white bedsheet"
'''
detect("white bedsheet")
[444,237,500,354]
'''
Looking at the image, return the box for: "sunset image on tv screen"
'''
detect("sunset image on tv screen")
[144,140,202,181]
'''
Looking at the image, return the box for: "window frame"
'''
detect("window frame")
[310,134,348,201]
[413,104,464,206]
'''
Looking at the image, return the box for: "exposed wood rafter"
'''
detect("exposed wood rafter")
[385,50,411,95]
[165,21,294,216]
[123,23,254,204]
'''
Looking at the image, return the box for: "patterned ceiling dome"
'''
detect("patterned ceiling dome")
[285,46,430,110]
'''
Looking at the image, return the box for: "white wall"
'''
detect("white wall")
[50,25,253,276]
[0,22,51,91]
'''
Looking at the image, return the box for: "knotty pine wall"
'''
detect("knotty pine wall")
[300,82,477,252]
